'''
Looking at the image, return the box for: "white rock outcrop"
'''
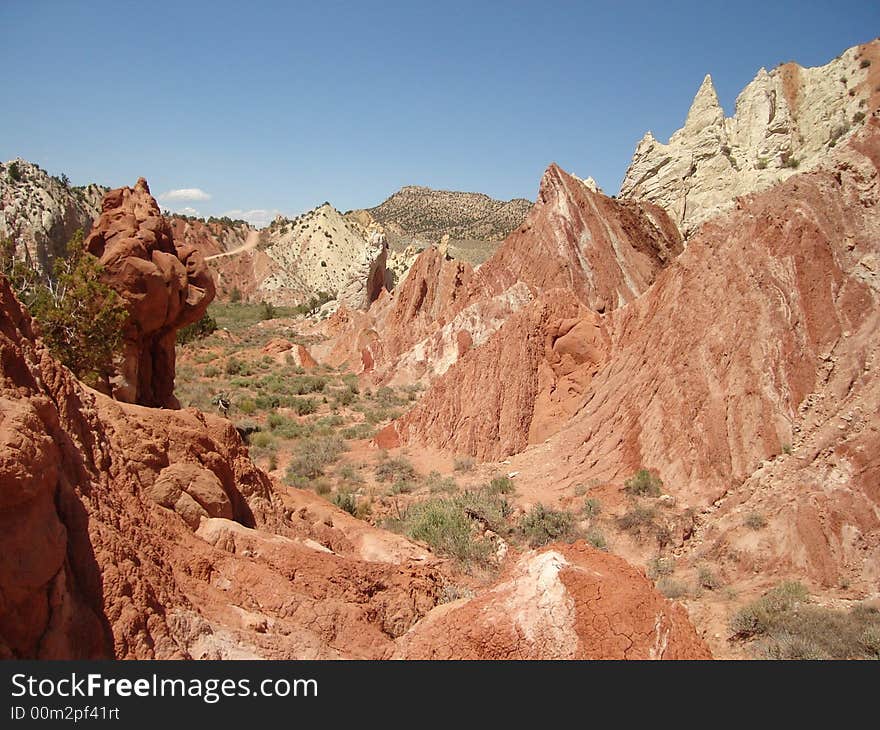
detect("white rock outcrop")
[337,228,389,310]
[0,159,105,273]
[620,40,879,235]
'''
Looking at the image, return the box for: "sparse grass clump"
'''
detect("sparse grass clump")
[424,471,458,493]
[517,504,575,548]
[488,475,515,495]
[697,565,721,590]
[453,456,475,472]
[585,527,607,551]
[657,578,688,600]
[375,456,417,483]
[647,555,675,579]
[617,505,657,532]
[285,435,347,485]
[744,511,767,530]
[342,422,377,440]
[624,469,663,497]
[730,583,880,659]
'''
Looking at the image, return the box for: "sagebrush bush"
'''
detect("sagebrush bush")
[285,435,347,484]
[517,505,574,548]
[624,469,663,497]
[488,475,514,494]
[375,456,417,483]
[400,498,493,566]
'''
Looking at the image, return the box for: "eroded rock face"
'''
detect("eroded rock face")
[0,158,105,275]
[0,276,448,658]
[462,163,682,314]
[620,40,880,235]
[313,163,680,389]
[386,290,609,459]
[394,543,711,659]
[85,178,215,407]
[337,229,390,310]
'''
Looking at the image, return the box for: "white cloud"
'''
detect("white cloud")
[179,207,200,216]
[159,188,212,202]
[222,209,283,228]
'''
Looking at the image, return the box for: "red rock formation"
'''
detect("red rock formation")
[0,273,713,658]
[457,163,682,314]
[394,121,880,590]
[0,274,447,658]
[85,179,215,407]
[394,542,711,659]
[384,290,609,459]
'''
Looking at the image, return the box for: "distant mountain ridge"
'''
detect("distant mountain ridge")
[357,185,532,263]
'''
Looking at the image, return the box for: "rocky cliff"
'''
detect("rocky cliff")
[620,39,880,235]
[85,179,215,407]
[0,159,104,274]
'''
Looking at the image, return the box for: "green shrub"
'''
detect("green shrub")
[342,422,377,440]
[452,456,475,472]
[399,498,493,566]
[229,287,242,303]
[583,497,601,518]
[177,312,217,344]
[390,479,415,495]
[585,527,607,550]
[697,565,721,590]
[624,469,663,497]
[2,231,128,389]
[237,398,256,415]
[333,490,358,515]
[730,582,809,638]
[853,110,866,124]
[424,471,458,493]
[375,456,417,483]
[290,397,317,416]
[488,475,514,495]
[731,584,880,659]
[204,365,220,378]
[616,505,658,533]
[517,505,575,548]
[260,301,277,320]
[285,435,347,484]
[249,431,275,449]
[8,162,22,182]
[225,357,243,375]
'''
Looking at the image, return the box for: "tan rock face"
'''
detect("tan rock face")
[620,40,880,235]
[0,159,104,274]
[85,178,215,407]
[394,543,711,660]
[337,229,390,310]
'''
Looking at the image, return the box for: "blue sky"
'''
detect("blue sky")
[2,1,877,225]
